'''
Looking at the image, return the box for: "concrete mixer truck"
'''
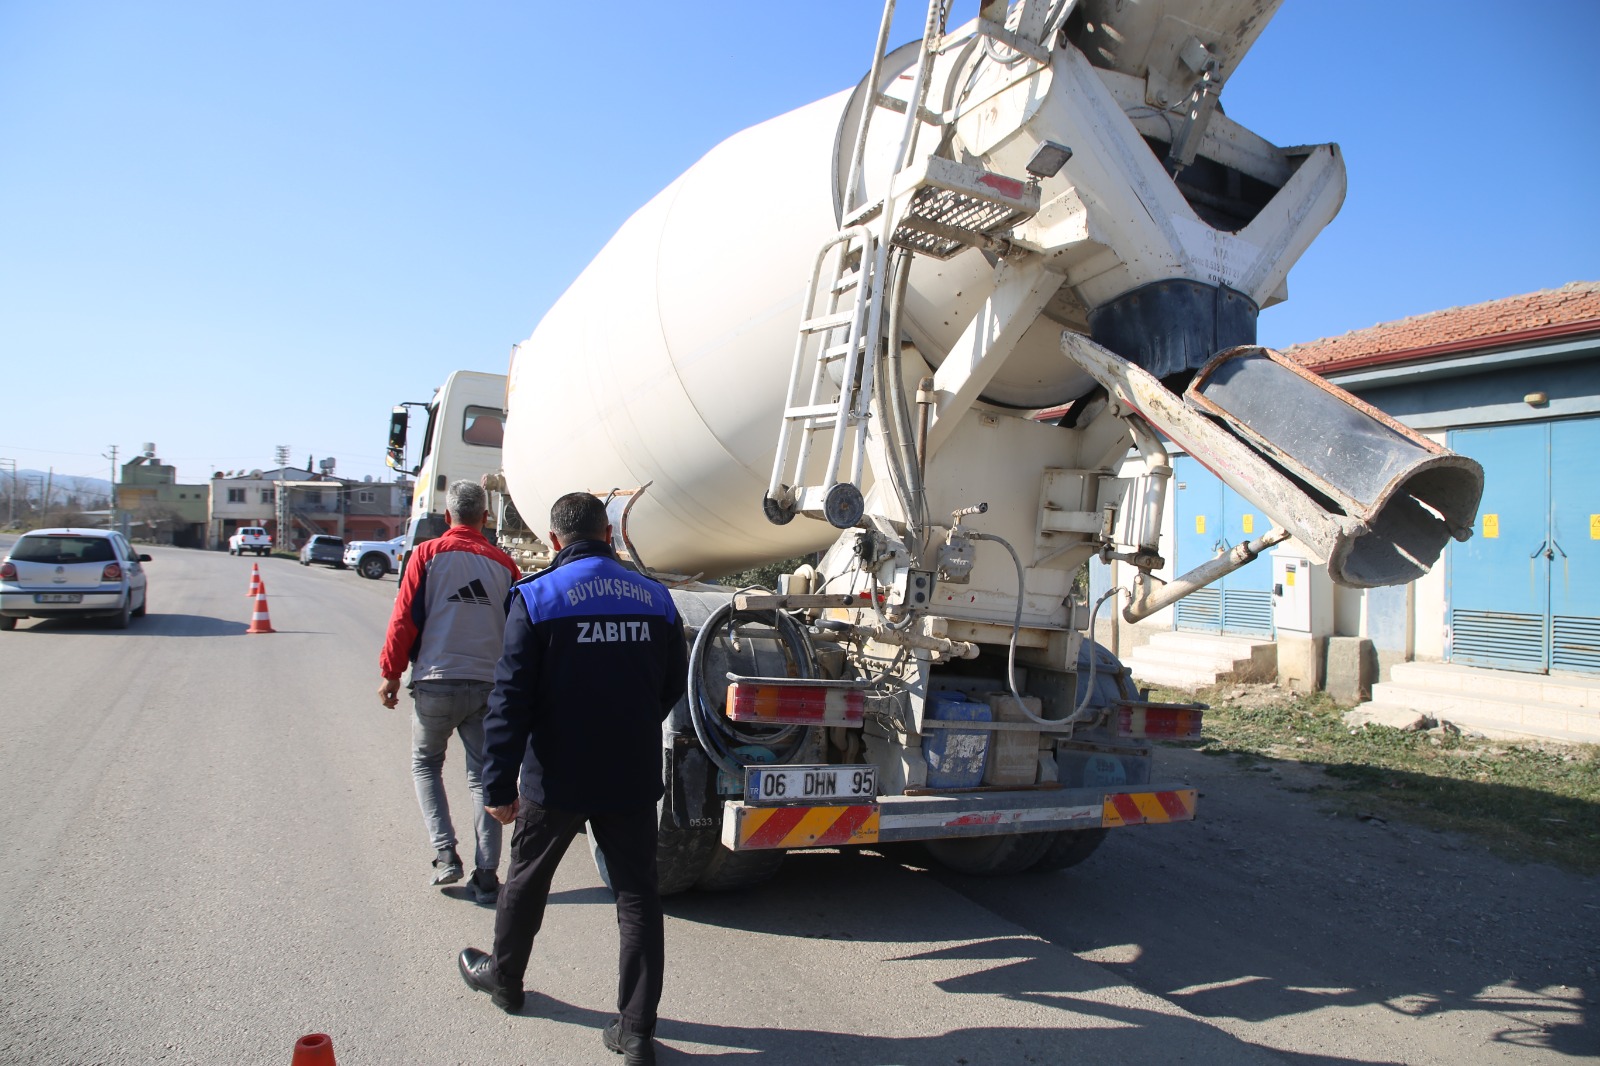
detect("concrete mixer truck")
[487,0,1484,892]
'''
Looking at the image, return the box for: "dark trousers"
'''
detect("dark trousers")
[492,801,663,1034]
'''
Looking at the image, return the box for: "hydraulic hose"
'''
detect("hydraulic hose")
[969,530,1055,727]
[882,249,927,553]
[874,251,924,554]
[685,600,817,778]
[1071,585,1131,724]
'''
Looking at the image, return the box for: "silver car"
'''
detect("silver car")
[0,528,150,631]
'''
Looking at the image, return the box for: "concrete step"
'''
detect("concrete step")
[1129,646,1245,673]
[1145,630,1272,659]
[1364,683,1600,744]
[1131,631,1277,684]
[1388,661,1600,712]
[1126,660,1224,691]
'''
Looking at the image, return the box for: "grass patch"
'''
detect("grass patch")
[1150,684,1600,876]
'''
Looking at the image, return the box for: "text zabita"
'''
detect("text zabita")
[575,620,654,644]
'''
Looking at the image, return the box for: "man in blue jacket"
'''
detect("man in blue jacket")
[458,491,685,1066]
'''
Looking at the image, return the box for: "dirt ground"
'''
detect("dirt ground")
[935,742,1600,1063]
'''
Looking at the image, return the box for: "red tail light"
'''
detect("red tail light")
[726,682,865,725]
[0,562,15,580]
[102,563,123,581]
[1116,701,1205,740]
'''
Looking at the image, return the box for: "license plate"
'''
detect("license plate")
[745,764,877,806]
[36,593,82,603]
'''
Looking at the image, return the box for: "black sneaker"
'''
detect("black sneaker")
[431,848,463,886]
[467,867,499,904]
[602,1019,656,1066]
[458,947,523,1013]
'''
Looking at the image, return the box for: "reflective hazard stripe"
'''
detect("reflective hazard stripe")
[1101,789,1197,827]
[733,805,880,850]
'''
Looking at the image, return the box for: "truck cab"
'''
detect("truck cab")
[386,369,507,565]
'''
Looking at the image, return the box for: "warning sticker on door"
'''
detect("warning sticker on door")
[1591,514,1600,540]
[1242,514,1255,534]
[1195,516,1206,534]
[1482,514,1499,538]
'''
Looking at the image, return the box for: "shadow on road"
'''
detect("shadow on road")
[511,988,1382,1065]
[8,613,245,637]
[665,827,1598,1061]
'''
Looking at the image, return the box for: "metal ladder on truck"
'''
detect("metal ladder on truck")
[762,0,1055,530]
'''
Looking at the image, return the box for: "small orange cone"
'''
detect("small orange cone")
[290,1033,336,1065]
[246,563,262,597]
[246,586,276,634]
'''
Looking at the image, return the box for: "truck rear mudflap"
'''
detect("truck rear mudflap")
[721,784,1196,851]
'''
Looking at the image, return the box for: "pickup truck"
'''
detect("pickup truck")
[343,536,403,579]
[228,527,272,556]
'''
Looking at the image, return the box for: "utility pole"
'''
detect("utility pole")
[274,445,291,550]
[43,467,54,528]
[103,445,119,530]
[0,457,14,528]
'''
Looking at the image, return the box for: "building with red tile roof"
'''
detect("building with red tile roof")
[1090,282,1600,737]
[1283,281,1600,374]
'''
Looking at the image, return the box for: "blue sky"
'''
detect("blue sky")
[2,1,1595,486]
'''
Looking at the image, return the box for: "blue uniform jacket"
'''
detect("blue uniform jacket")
[482,538,687,811]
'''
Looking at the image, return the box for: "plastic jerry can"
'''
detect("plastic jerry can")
[923,691,991,789]
[981,692,1042,786]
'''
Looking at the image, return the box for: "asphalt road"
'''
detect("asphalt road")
[0,543,1593,1065]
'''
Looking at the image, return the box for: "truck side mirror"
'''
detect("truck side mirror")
[386,407,412,473]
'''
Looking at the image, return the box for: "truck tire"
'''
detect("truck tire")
[656,826,719,896]
[923,832,1052,876]
[358,554,388,579]
[694,842,784,892]
[588,822,717,898]
[0,616,16,631]
[1028,828,1107,873]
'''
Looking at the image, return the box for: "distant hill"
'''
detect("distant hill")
[10,470,113,504]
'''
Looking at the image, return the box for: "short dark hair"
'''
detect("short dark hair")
[550,492,608,542]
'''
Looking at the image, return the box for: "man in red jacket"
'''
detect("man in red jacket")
[379,480,520,901]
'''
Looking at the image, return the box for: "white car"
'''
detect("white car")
[0,528,150,630]
[343,536,404,579]
[228,526,272,556]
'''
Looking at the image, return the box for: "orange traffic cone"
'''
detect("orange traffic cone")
[246,586,276,634]
[290,1033,336,1065]
[246,563,262,597]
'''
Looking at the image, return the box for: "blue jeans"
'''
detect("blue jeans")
[411,679,500,872]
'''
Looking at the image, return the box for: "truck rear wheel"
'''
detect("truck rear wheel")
[694,842,784,892]
[588,822,717,898]
[1029,828,1107,872]
[656,826,719,896]
[923,832,1052,876]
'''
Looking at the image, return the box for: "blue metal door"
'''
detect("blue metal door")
[1173,456,1222,632]
[1171,456,1274,637]
[1448,417,1600,674]
[1218,480,1274,636]
[1549,419,1600,673]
